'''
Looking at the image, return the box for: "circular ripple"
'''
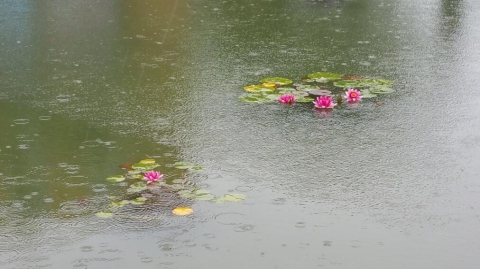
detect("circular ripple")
[235,186,253,192]
[214,212,244,225]
[64,175,88,187]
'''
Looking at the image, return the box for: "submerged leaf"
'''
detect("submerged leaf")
[260,77,293,85]
[178,190,196,199]
[172,207,194,216]
[296,84,318,91]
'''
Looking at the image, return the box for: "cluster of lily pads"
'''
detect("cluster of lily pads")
[239,72,394,109]
[96,159,246,218]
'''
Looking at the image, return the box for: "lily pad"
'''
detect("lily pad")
[139,159,156,164]
[131,162,159,170]
[172,207,194,216]
[370,86,394,94]
[106,175,125,183]
[359,89,377,98]
[178,190,196,199]
[260,77,293,85]
[110,200,130,208]
[222,193,247,202]
[96,211,114,218]
[341,75,364,80]
[127,183,148,194]
[296,84,318,91]
[196,193,216,201]
[308,89,333,97]
[243,84,275,93]
[276,87,296,94]
[307,72,342,82]
[335,78,393,88]
[130,197,148,205]
[296,97,315,103]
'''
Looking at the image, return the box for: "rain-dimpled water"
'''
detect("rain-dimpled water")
[1,0,480,268]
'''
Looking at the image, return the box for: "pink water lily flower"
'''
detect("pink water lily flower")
[278,94,296,105]
[144,171,163,184]
[313,96,336,109]
[344,89,362,102]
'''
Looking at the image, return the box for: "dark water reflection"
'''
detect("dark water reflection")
[1,0,480,268]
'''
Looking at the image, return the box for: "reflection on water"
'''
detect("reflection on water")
[1,0,480,268]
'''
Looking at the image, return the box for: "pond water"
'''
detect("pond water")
[1,0,480,268]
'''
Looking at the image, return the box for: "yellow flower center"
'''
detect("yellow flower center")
[350,93,357,97]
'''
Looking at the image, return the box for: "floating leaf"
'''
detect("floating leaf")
[178,190,196,199]
[110,200,130,208]
[370,86,394,94]
[260,77,293,85]
[96,211,114,218]
[296,97,315,103]
[139,159,156,164]
[308,89,333,97]
[196,193,216,201]
[243,84,275,93]
[130,197,148,205]
[359,89,377,98]
[334,78,393,88]
[222,193,247,202]
[173,162,203,170]
[127,183,147,194]
[193,189,211,195]
[172,207,194,216]
[262,82,277,87]
[341,75,364,80]
[106,175,125,183]
[307,72,342,82]
[239,93,272,104]
[131,162,159,170]
[296,84,318,91]
[277,87,296,94]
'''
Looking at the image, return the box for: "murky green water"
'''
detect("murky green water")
[1,0,480,268]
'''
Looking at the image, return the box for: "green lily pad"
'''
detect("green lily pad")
[106,175,125,183]
[196,193,216,201]
[308,89,333,97]
[359,89,377,98]
[307,72,342,82]
[222,193,247,202]
[243,84,275,93]
[130,197,148,205]
[296,84,318,91]
[139,159,156,164]
[178,190,196,199]
[260,77,293,85]
[370,86,394,94]
[127,183,148,194]
[277,87,296,94]
[110,200,130,208]
[296,97,315,103]
[173,162,204,170]
[96,211,114,218]
[334,80,363,88]
[131,162,159,170]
